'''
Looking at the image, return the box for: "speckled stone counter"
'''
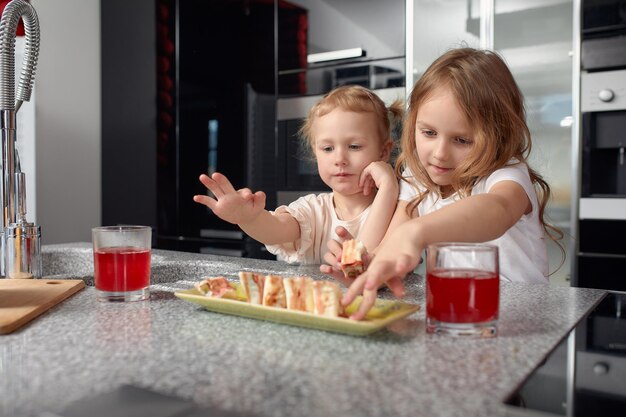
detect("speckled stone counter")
[0,243,606,417]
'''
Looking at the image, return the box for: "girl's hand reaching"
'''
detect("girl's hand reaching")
[320,226,362,287]
[341,225,422,320]
[193,172,266,226]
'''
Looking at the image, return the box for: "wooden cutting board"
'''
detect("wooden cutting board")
[0,279,86,334]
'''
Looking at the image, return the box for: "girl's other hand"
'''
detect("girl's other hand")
[193,172,266,225]
[359,161,397,196]
[320,226,359,287]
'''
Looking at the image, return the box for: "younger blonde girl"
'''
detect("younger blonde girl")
[194,85,404,264]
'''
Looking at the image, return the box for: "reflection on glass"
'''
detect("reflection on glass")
[277,0,406,96]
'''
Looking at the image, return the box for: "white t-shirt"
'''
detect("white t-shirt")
[265,193,370,264]
[399,162,549,283]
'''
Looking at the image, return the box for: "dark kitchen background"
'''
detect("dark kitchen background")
[101,0,405,261]
[101,0,626,292]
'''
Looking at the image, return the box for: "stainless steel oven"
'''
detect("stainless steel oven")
[575,0,626,291]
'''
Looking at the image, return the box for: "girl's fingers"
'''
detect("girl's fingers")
[358,167,370,187]
[362,177,372,195]
[335,226,354,240]
[192,194,217,210]
[342,272,368,306]
[386,277,406,298]
[253,191,266,208]
[320,264,353,286]
[199,174,224,198]
[322,250,339,268]
[350,287,378,320]
[343,257,411,320]
[211,172,238,194]
[327,238,343,255]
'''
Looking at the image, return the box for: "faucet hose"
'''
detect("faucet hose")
[0,0,40,111]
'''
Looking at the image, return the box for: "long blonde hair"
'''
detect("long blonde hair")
[299,85,404,154]
[396,48,564,252]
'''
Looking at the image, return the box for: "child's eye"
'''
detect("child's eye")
[455,137,473,145]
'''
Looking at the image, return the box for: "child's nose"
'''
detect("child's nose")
[433,139,449,160]
[334,149,348,165]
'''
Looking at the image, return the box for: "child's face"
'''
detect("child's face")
[414,87,473,197]
[312,108,388,196]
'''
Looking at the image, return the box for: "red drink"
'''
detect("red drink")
[94,247,151,292]
[426,268,499,323]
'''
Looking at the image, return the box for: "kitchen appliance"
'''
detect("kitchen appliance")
[331,65,405,90]
[581,0,626,71]
[576,1,626,291]
[504,292,626,416]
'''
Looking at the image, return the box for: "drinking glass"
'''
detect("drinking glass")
[426,243,499,337]
[92,226,151,302]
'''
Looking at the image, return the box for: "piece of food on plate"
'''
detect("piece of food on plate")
[340,239,367,278]
[238,271,265,304]
[312,280,345,317]
[262,274,287,308]
[194,276,237,299]
[283,276,314,312]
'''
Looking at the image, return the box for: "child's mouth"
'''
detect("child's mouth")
[431,164,452,174]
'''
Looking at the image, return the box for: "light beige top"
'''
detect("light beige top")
[265,193,370,264]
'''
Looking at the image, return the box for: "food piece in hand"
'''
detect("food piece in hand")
[312,280,344,317]
[194,276,237,299]
[238,271,265,304]
[340,239,367,278]
[283,276,314,312]
[262,274,287,308]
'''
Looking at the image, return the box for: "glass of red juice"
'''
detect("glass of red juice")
[426,243,499,337]
[92,225,152,302]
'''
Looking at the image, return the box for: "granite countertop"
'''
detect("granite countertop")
[0,243,607,417]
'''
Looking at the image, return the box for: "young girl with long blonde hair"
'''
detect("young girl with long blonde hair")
[338,48,564,319]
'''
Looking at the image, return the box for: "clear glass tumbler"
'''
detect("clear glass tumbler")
[92,225,152,302]
[426,242,500,337]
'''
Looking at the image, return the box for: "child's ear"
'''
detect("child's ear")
[380,139,393,162]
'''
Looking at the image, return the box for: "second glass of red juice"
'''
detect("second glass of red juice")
[92,225,152,302]
[426,243,500,337]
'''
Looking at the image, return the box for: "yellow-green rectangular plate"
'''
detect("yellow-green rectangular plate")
[175,284,419,336]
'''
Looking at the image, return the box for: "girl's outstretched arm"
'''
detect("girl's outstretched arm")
[193,172,301,245]
[343,180,530,320]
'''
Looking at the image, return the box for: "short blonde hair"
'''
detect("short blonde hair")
[299,85,404,154]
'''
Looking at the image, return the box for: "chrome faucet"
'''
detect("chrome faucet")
[0,0,40,278]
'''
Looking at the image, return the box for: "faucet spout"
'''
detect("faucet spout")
[0,0,40,278]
